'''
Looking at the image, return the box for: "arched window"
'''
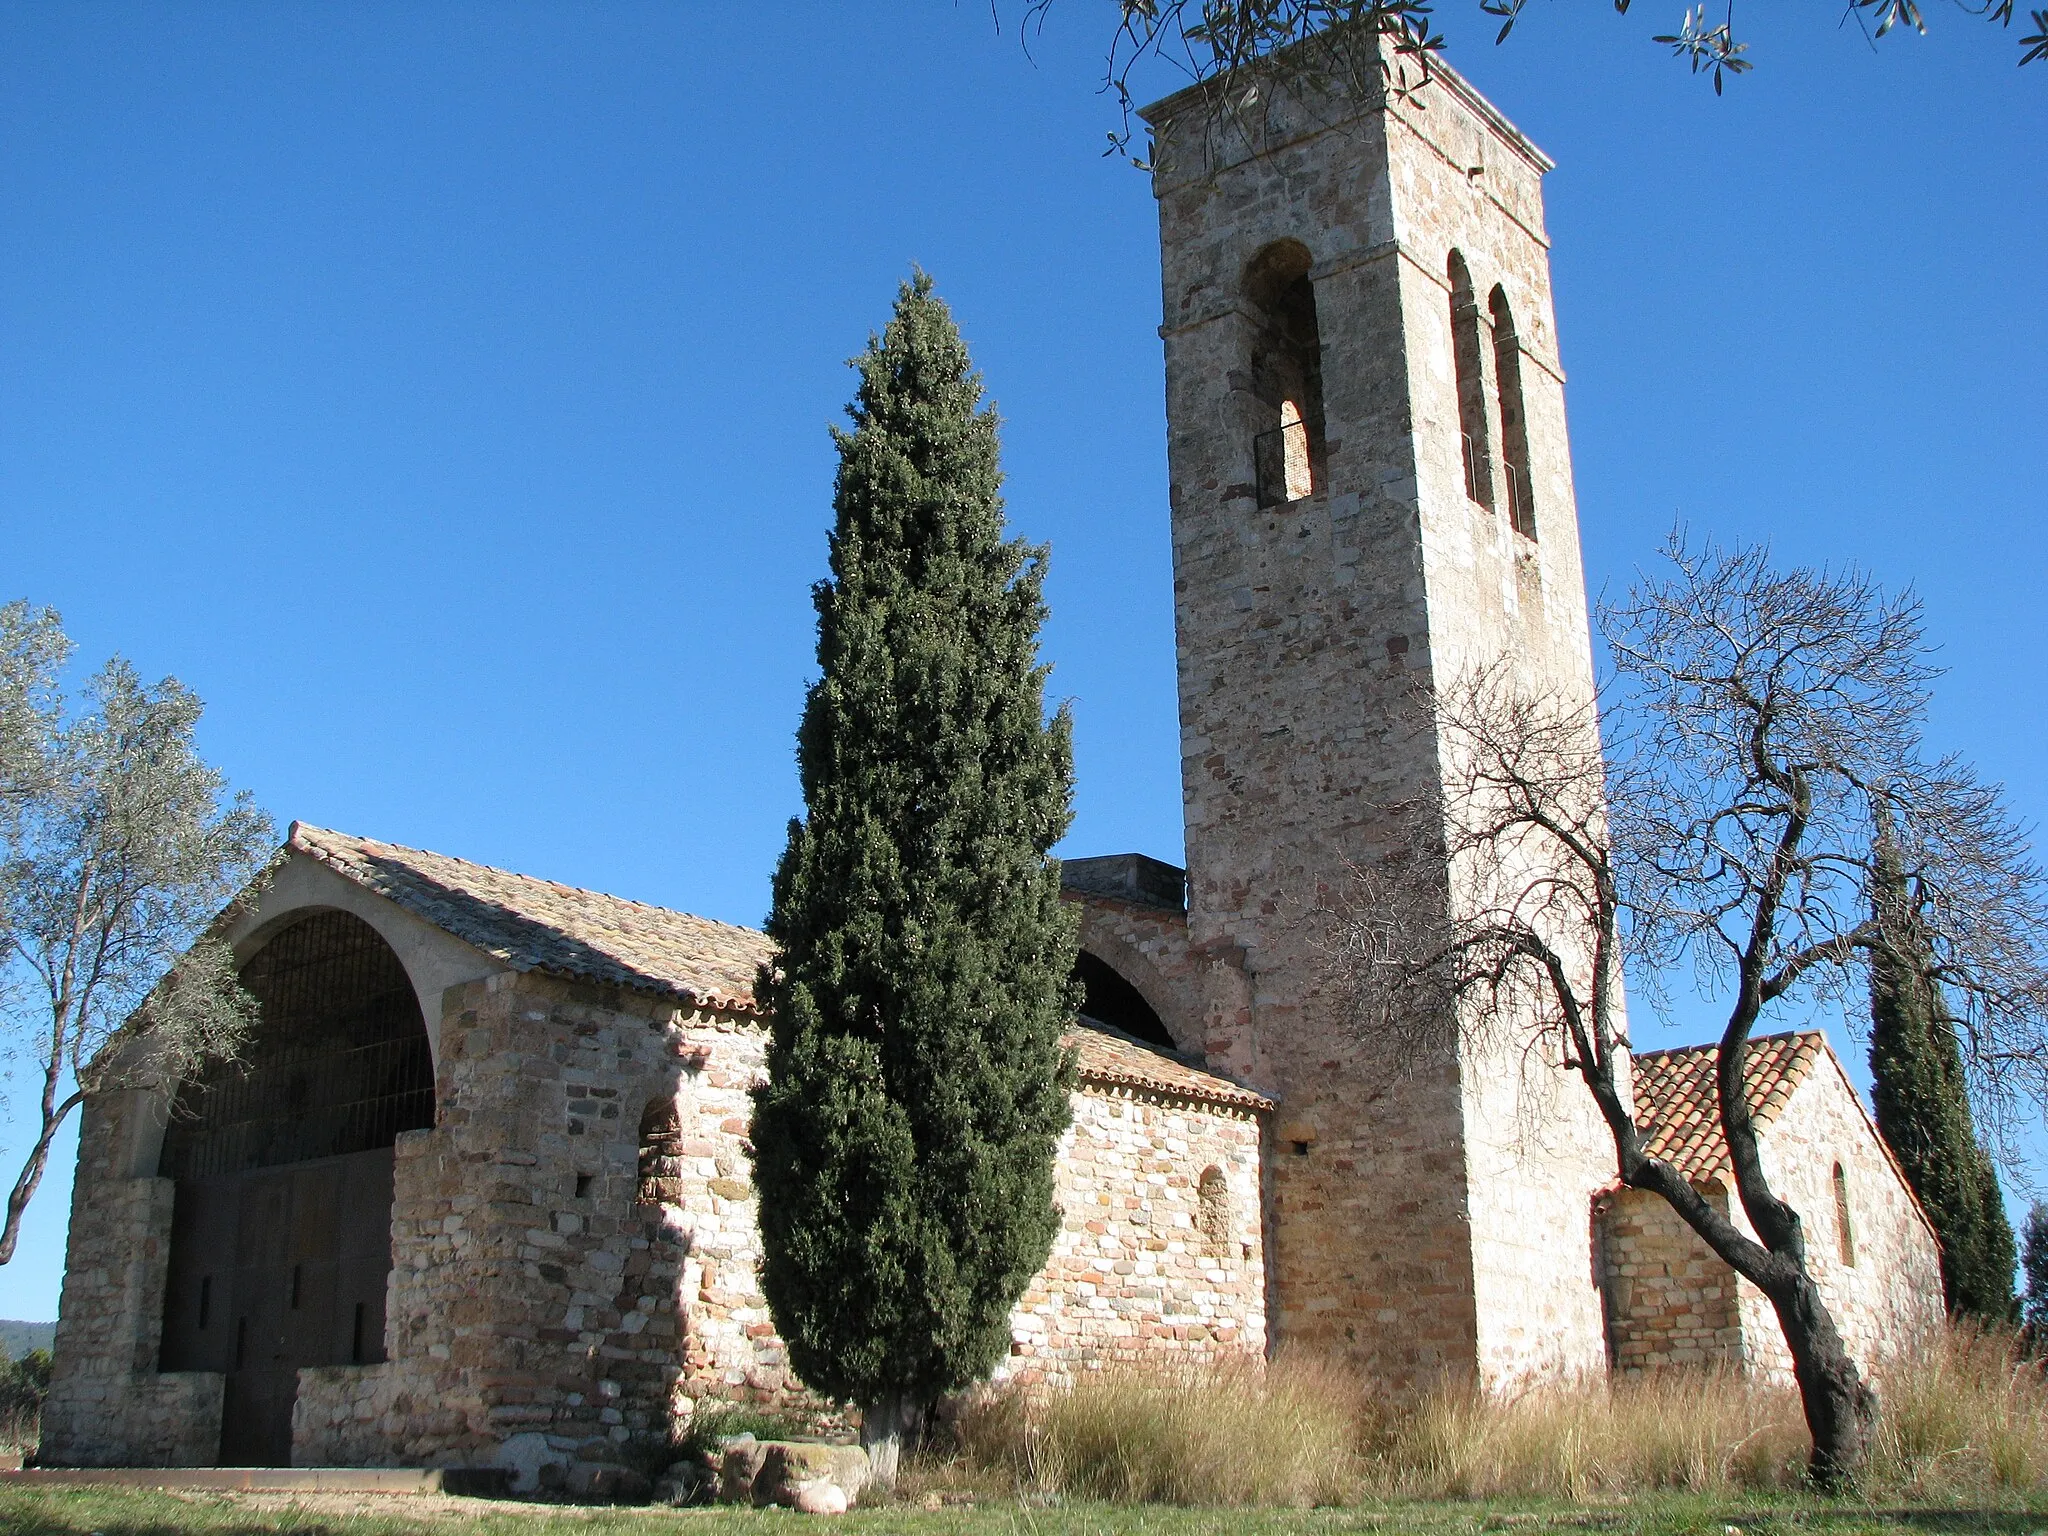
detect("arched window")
[1489,287,1536,539]
[638,1096,684,1206]
[1244,241,1324,507]
[1197,1166,1232,1260]
[1447,252,1492,508]
[1833,1163,1857,1267]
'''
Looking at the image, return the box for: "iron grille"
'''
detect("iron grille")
[159,910,435,1180]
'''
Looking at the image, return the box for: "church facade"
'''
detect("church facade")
[41,39,1941,1483]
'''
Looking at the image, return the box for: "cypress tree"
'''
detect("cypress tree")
[2020,1203,2048,1351]
[750,273,1079,1485]
[1868,818,2016,1323]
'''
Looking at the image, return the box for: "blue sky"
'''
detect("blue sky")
[1,3,2041,1321]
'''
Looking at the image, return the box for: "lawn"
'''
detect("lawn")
[1,1487,2044,1536]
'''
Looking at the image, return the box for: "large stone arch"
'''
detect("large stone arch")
[155,908,436,1465]
[1072,902,1202,1056]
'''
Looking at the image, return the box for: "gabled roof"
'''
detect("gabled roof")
[1632,1030,1826,1181]
[285,824,1269,1113]
[288,823,774,1015]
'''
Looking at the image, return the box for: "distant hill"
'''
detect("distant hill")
[0,1322,54,1359]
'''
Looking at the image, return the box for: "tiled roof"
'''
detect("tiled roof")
[289,824,775,1015]
[1632,1030,1826,1182]
[286,824,1272,1114]
[1066,1022,1274,1113]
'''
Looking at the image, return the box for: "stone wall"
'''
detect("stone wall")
[1598,1051,1942,1383]
[1001,1084,1266,1385]
[293,969,790,1490]
[1598,1184,1744,1374]
[1741,1057,1943,1384]
[40,1087,223,1467]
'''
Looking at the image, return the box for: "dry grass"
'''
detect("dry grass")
[954,1329,2048,1505]
[956,1352,1358,1506]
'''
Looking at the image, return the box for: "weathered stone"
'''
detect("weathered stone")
[752,1441,870,1509]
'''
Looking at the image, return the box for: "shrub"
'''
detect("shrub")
[0,1349,50,1452]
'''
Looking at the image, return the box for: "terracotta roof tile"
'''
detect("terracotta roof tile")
[289,823,775,1014]
[1065,1023,1274,1113]
[287,824,1272,1114]
[1632,1030,1826,1182]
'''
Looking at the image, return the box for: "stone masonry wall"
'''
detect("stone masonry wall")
[1001,1085,1266,1385]
[40,1087,222,1467]
[298,967,1267,1483]
[293,969,791,1491]
[1739,1058,1943,1385]
[1599,1184,1744,1374]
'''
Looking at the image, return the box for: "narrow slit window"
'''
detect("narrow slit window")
[197,1275,212,1330]
[1833,1163,1857,1267]
[1447,252,1492,508]
[352,1302,367,1365]
[1489,287,1537,539]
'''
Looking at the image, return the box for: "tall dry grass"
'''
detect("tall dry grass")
[957,1353,1359,1506]
[954,1329,2048,1505]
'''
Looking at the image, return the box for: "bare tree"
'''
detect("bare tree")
[0,603,275,1264]
[1331,537,2048,1484]
[1027,0,2045,161]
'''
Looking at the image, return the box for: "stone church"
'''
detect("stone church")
[41,39,1940,1482]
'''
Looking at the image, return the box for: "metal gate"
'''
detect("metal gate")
[157,910,435,1465]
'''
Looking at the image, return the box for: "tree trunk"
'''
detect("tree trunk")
[1768,1267,1878,1486]
[859,1392,920,1492]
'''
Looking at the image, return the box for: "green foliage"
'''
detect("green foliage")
[750,274,1079,1415]
[675,1403,828,1463]
[2021,1203,2048,1346]
[1868,828,2016,1323]
[0,600,275,1264]
[0,1348,51,1422]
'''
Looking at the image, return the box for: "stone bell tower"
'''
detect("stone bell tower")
[1141,42,1616,1388]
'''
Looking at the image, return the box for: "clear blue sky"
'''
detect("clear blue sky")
[1,3,2041,1321]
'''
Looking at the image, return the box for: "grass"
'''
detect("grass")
[3,1331,2044,1533]
[0,1485,2045,1536]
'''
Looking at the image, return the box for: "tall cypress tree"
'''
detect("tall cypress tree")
[751,273,1079,1485]
[1868,818,2016,1323]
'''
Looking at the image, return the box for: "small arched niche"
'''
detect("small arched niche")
[1073,950,1176,1052]
[1488,285,1536,539]
[1446,251,1493,508]
[638,1096,684,1207]
[1243,240,1325,507]
[157,909,435,1465]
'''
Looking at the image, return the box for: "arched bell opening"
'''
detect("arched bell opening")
[156,909,435,1466]
[1073,950,1177,1052]
[1243,239,1326,507]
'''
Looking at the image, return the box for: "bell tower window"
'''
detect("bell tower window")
[1448,252,1493,508]
[1245,241,1325,507]
[1489,286,1536,539]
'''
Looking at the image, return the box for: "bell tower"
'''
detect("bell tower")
[1141,42,1615,1388]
